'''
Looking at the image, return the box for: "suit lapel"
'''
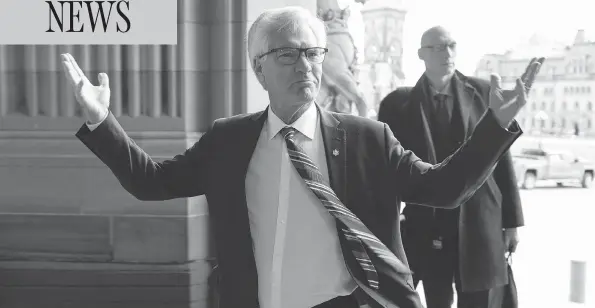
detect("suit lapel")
[411,79,438,164]
[453,72,483,138]
[318,105,347,203]
[318,107,403,308]
[237,108,268,185]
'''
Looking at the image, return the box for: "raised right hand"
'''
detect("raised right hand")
[61,53,111,124]
[488,57,544,128]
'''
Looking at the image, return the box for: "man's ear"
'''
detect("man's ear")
[254,59,267,89]
[417,48,423,60]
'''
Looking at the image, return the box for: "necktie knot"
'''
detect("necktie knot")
[434,93,448,104]
[280,126,297,141]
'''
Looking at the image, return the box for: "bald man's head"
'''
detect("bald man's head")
[418,26,457,78]
[420,26,452,47]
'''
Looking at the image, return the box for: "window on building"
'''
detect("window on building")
[561,118,566,128]
[532,101,537,110]
[588,101,593,111]
[551,101,556,111]
[541,101,547,110]
[575,101,580,110]
[588,120,592,129]
[562,101,567,110]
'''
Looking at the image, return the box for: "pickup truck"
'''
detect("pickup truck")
[512,148,594,189]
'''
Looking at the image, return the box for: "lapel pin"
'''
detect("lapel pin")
[332,149,339,156]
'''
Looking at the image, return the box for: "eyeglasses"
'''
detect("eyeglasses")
[257,47,329,65]
[421,42,457,52]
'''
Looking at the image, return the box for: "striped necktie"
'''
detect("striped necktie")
[279,126,411,290]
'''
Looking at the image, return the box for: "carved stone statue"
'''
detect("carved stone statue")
[317,0,369,117]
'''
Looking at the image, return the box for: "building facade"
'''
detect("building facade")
[475,30,595,136]
[356,0,407,118]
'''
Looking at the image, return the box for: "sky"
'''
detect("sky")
[336,0,595,86]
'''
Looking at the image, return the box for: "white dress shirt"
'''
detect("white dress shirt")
[245,103,356,308]
[86,103,357,307]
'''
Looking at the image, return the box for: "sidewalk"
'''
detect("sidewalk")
[413,187,595,308]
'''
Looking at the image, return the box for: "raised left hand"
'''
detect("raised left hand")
[489,57,545,128]
[503,228,520,253]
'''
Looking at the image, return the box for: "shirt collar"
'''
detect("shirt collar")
[426,75,453,97]
[267,102,317,140]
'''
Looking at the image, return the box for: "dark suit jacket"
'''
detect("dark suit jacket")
[377,71,525,292]
[76,103,521,308]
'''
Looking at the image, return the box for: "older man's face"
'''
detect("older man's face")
[260,25,323,108]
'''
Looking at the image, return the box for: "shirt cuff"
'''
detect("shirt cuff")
[85,111,109,131]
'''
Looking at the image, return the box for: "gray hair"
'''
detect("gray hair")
[246,6,327,73]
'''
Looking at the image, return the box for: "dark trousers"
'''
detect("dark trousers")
[416,235,501,308]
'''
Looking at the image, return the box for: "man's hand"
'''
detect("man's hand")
[489,57,545,128]
[61,53,111,124]
[503,228,520,253]
[519,57,546,92]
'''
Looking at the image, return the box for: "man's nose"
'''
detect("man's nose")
[445,46,455,57]
[295,53,312,73]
